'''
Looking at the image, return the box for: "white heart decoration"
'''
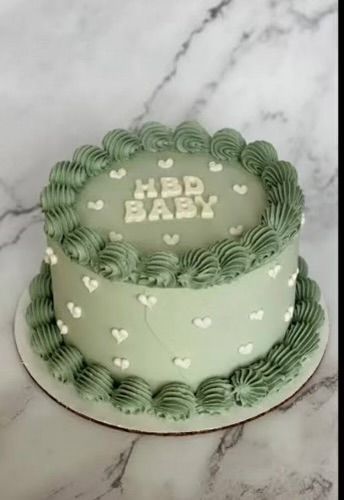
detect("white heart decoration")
[111,328,129,344]
[109,231,123,242]
[158,158,174,169]
[249,309,264,321]
[137,294,157,309]
[284,306,294,322]
[192,317,212,329]
[67,302,82,319]
[268,264,282,279]
[301,213,306,225]
[44,247,58,266]
[163,234,180,246]
[87,200,104,211]
[57,319,68,335]
[229,225,243,236]
[233,184,248,195]
[238,342,253,355]
[173,357,191,369]
[209,161,223,172]
[113,357,130,370]
[82,276,99,293]
[109,168,127,179]
[288,269,299,287]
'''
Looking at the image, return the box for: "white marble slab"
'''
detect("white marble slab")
[0,0,337,499]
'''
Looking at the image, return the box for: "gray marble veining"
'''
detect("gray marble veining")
[0,1,337,499]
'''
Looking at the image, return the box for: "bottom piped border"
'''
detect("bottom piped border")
[26,256,324,421]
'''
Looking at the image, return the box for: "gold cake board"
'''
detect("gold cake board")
[14,289,329,435]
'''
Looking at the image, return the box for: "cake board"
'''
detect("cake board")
[14,288,329,435]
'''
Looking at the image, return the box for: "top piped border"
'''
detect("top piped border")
[40,121,304,289]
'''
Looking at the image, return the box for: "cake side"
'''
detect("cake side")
[26,256,325,419]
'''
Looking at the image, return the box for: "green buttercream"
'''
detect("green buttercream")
[62,227,106,266]
[26,297,54,328]
[102,129,142,160]
[178,248,220,288]
[152,382,196,421]
[173,121,210,153]
[293,300,325,329]
[210,240,250,282]
[210,128,246,160]
[241,140,278,175]
[295,276,321,302]
[73,145,109,176]
[44,206,79,242]
[230,368,269,406]
[49,161,87,189]
[261,203,300,242]
[30,323,63,359]
[266,343,302,380]
[98,241,139,280]
[261,161,298,188]
[268,181,304,211]
[297,256,309,278]
[138,122,173,151]
[29,271,52,299]
[48,344,84,382]
[75,364,113,401]
[112,376,152,414]
[196,377,234,414]
[284,322,319,358]
[40,184,76,211]
[139,252,179,287]
[241,225,280,265]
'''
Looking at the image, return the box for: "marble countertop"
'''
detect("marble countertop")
[0,1,337,499]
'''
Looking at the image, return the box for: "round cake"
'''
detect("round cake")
[26,121,325,422]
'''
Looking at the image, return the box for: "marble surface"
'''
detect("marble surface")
[0,1,337,499]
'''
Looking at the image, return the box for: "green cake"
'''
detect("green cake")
[26,122,324,422]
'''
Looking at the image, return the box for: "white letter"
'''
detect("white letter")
[148,198,174,221]
[183,176,204,196]
[195,195,218,219]
[134,178,158,200]
[125,200,146,223]
[175,197,197,219]
[160,177,182,198]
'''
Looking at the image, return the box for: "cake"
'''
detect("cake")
[26,121,325,422]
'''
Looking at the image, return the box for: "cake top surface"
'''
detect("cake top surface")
[41,121,304,288]
[75,151,266,253]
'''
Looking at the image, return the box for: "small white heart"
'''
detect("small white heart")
[113,357,130,370]
[82,276,99,293]
[44,247,58,266]
[209,161,223,172]
[301,213,306,225]
[87,200,104,211]
[193,317,212,329]
[57,319,68,335]
[137,294,157,309]
[233,184,248,195]
[163,233,180,246]
[284,306,294,322]
[229,225,243,236]
[158,158,174,169]
[268,264,282,279]
[111,328,129,344]
[288,270,299,287]
[109,168,127,179]
[249,309,264,321]
[173,357,191,369]
[238,342,253,355]
[109,231,123,242]
[67,302,82,319]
